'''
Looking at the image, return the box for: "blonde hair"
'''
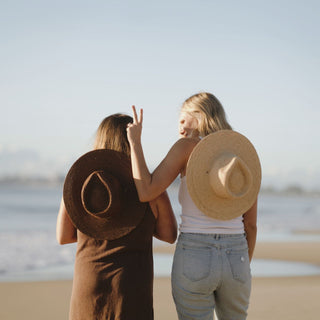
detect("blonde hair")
[182,92,232,136]
[93,113,133,156]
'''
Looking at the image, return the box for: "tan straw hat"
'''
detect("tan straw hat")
[63,149,147,240]
[186,130,261,220]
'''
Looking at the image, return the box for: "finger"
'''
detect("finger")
[139,108,143,124]
[132,105,138,123]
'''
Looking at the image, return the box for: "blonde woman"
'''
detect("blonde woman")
[127,93,258,320]
[57,113,177,320]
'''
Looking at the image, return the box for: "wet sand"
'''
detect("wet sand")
[1,241,319,320]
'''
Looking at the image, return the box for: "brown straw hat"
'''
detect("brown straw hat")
[186,130,261,220]
[63,149,147,240]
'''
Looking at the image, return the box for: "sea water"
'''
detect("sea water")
[0,183,320,282]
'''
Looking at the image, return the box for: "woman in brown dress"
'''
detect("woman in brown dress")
[56,114,177,320]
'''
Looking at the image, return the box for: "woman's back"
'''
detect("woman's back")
[57,113,177,320]
[70,206,156,320]
[179,175,244,234]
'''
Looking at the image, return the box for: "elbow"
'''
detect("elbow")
[166,236,177,244]
[161,236,176,245]
[162,229,178,244]
[56,234,68,245]
[56,231,63,245]
[137,180,161,202]
[138,195,150,203]
[169,229,178,244]
[138,191,156,203]
[244,223,257,235]
[57,239,66,245]
[56,236,65,245]
[246,222,257,230]
[56,233,77,245]
[154,231,177,244]
[57,238,76,245]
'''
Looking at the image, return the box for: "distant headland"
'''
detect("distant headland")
[0,175,319,198]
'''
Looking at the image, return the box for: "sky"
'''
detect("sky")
[1,0,320,189]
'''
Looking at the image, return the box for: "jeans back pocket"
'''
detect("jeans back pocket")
[182,244,212,281]
[226,248,251,283]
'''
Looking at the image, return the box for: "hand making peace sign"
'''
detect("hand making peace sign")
[126,105,143,145]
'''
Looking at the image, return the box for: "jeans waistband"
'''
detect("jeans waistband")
[180,232,246,240]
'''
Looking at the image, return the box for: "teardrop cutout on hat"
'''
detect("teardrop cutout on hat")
[209,154,253,199]
[81,171,121,219]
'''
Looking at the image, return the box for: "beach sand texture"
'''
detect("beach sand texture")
[1,241,320,320]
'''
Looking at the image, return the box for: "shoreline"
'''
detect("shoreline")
[1,241,320,320]
[1,239,320,283]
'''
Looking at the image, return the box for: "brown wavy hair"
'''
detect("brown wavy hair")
[93,113,133,156]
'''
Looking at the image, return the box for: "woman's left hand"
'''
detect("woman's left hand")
[127,105,143,145]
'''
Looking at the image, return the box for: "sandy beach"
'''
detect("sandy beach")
[1,241,320,320]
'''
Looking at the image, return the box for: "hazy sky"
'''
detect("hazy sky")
[1,0,319,188]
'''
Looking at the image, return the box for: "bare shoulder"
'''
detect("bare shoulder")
[172,137,199,155]
[151,137,200,188]
[168,138,200,176]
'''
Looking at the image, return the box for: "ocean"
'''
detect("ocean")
[1,183,320,282]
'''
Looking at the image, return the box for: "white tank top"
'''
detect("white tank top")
[178,176,244,234]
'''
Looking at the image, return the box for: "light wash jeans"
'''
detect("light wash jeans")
[171,233,251,320]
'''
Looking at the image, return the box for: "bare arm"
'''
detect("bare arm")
[56,198,77,245]
[127,106,197,202]
[149,191,177,244]
[243,199,258,262]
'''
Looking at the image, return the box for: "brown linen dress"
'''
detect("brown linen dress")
[69,206,156,320]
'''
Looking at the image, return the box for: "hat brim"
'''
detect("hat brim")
[63,149,147,240]
[186,130,261,220]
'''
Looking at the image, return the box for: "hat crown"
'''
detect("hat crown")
[209,153,253,199]
[81,171,121,219]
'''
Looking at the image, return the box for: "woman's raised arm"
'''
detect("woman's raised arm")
[127,106,197,202]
